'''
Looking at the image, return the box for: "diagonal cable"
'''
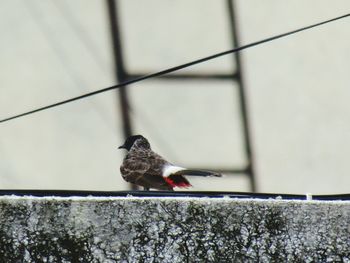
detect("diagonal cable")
[1,13,349,124]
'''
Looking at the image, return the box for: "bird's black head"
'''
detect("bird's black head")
[118,135,150,151]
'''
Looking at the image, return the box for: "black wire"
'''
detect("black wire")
[1,13,349,124]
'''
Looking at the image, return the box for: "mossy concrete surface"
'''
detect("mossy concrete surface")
[0,196,349,262]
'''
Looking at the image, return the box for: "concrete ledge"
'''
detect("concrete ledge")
[0,195,349,262]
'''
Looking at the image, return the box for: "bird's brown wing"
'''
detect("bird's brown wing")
[120,156,172,190]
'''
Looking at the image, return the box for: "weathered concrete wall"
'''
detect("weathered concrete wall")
[0,195,349,262]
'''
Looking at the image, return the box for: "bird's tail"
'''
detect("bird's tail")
[173,169,222,177]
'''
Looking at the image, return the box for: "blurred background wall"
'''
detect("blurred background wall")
[0,0,350,194]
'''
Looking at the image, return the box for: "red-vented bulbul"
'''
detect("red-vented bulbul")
[118,135,221,190]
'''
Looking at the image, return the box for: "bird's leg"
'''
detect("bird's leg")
[143,187,150,191]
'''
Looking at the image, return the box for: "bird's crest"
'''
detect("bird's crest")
[118,135,150,151]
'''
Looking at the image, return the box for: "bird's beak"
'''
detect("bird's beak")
[118,145,124,149]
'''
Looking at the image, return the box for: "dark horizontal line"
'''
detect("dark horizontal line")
[0,189,349,200]
[128,73,238,81]
[187,168,249,175]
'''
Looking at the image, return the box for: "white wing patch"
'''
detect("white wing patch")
[162,165,186,177]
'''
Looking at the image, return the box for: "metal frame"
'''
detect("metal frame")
[106,0,256,191]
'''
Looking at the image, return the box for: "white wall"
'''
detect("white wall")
[1,0,350,194]
[0,0,128,190]
[237,1,350,193]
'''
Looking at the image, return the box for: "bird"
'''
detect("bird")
[118,135,222,191]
